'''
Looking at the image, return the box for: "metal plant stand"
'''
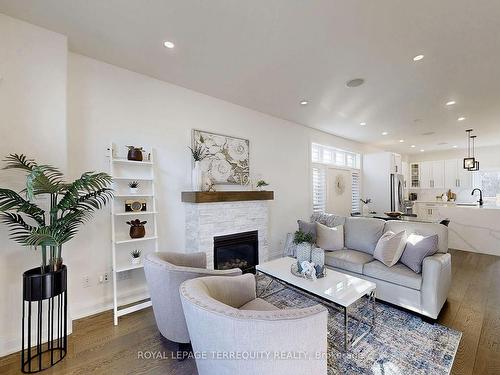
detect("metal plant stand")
[22,265,68,373]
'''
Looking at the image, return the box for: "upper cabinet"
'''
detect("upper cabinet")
[390,153,403,174]
[410,158,472,190]
[444,159,472,189]
[401,161,409,188]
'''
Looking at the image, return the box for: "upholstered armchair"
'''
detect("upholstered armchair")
[143,252,242,346]
[180,274,328,375]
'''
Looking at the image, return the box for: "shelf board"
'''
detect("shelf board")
[114,211,158,216]
[116,263,144,273]
[117,300,152,317]
[114,236,158,244]
[181,190,274,203]
[113,177,153,181]
[112,158,153,165]
[114,194,154,198]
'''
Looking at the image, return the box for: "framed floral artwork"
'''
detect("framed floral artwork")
[192,130,250,184]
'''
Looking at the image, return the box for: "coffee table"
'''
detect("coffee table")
[256,257,376,351]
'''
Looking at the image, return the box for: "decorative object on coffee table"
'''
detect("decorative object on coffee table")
[192,129,249,185]
[130,249,142,265]
[293,230,314,271]
[189,144,207,191]
[311,246,325,275]
[126,145,144,161]
[128,180,139,194]
[0,154,112,373]
[127,219,147,238]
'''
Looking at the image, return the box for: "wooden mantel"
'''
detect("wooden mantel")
[181,191,274,203]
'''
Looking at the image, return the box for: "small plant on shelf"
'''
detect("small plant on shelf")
[128,180,139,194]
[126,219,147,239]
[256,180,269,191]
[130,249,142,265]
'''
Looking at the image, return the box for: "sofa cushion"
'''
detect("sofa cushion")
[239,298,278,311]
[363,260,422,290]
[310,212,346,228]
[373,230,407,267]
[325,250,373,274]
[345,217,386,255]
[297,220,317,241]
[316,223,344,251]
[384,221,448,254]
[400,234,439,273]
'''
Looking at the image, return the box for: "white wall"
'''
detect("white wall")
[0,13,379,356]
[65,52,377,319]
[0,13,67,356]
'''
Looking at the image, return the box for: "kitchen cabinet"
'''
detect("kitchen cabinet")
[444,159,473,189]
[419,161,444,188]
[414,202,443,221]
[410,163,420,188]
[390,153,403,174]
[402,161,409,189]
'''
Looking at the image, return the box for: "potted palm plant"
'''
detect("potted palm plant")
[0,154,113,372]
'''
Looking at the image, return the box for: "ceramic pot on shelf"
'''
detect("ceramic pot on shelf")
[192,161,203,191]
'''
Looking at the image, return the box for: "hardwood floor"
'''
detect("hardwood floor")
[1,249,499,374]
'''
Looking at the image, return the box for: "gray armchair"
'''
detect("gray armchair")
[180,274,328,375]
[143,252,242,345]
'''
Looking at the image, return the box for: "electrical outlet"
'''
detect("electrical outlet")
[98,272,111,284]
[82,275,90,288]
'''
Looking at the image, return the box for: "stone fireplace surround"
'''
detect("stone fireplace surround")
[185,200,269,269]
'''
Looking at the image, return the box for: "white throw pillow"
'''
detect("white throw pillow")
[316,222,344,251]
[373,230,407,267]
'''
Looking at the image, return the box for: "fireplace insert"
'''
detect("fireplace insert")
[213,231,258,274]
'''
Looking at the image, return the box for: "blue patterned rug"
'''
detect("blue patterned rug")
[256,274,461,375]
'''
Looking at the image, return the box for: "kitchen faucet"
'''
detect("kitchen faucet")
[471,188,484,206]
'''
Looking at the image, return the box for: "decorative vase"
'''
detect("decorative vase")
[131,257,141,265]
[129,187,138,194]
[127,148,143,161]
[22,265,67,372]
[362,204,371,216]
[129,226,145,239]
[311,246,325,275]
[192,161,202,191]
[296,242,312,271]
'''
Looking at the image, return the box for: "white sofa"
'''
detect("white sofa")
[180,274,328,375]
[316,216,451,319]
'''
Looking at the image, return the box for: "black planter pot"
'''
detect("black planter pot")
[22,265,68,373]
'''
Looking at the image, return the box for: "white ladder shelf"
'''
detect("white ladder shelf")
[108,143,159,325]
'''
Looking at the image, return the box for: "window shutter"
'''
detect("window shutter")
[351,171,361,213]
[312,166,326,213]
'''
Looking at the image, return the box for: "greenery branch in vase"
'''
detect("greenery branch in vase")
[130,249,142,265]
[0,154,113,273]
[188,144,207,191]
[256,180,269,191]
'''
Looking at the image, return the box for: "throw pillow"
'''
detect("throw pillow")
[400,233,439,273]
[316,222,344,251]
[373,230,407,267]
[297,220,317,242]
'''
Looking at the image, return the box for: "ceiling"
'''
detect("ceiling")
[1,0,500,154]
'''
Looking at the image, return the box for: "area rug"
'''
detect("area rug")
[256,275,461,375]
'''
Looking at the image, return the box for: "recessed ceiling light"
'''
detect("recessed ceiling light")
[413,54,424,61]
[346,78,365,88]
[453,145,458,148]
[399,139,405,143]
[381,131,388,136]
[445,100,456,106]
[360,122,366,126]
[458,117,466,121]
[163,41,175,49]
[411,145,416,148]
[420,149,425,152]
[300,100,309,105]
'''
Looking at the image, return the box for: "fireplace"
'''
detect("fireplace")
[213,231,258,274]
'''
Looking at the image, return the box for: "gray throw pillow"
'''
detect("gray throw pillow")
[297,220,317,242]
[400,234,439,273]
[344,217,385,255]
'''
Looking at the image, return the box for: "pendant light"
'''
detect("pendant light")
[463,129,475,170]
[468,135,479,171]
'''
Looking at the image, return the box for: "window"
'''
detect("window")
[311,143,361,169]
[311,143,362,213]
[474,170,500,198]
[312,166,326,213]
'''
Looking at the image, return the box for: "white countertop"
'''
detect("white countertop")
[413,200,500,209]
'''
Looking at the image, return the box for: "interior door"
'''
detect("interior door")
[326,168,352,216]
